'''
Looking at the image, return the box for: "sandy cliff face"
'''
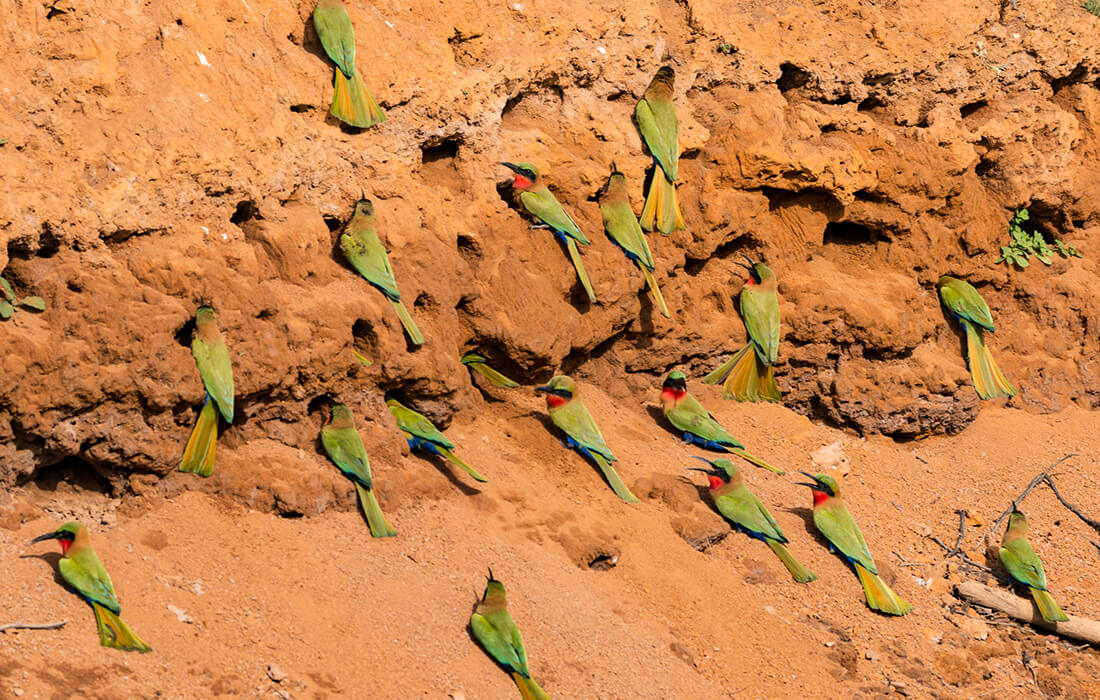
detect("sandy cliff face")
[1,0,1098,489]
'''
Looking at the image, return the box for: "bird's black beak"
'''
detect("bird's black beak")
[795,471,821,489]
[533,385,551,393]
[30,531,63,545]
[500,162,523,174]
[487,567,495,582]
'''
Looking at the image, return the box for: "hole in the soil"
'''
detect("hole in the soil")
[975,157,996,177]
[820,123,838,133]
[256,308,276,319]
[683,233,757,276]
[854,189,885,203]
[960,100,987,119]
[588,551,619,570]
[46,3,68,19]
[777,63,811,93]
[37,223,62,258]
[414,292,433,310]
[307,394,334,418]
[862,72,896,86]
[1049,63,1087,94]
[174,316,198,348]
[289,104,313,113]
[502,93,523,117]
[230,200,261,225]
[322,215,343,233]
[456,232,481,257]
[421,138,459,165]
[858,96,886,112]
[823,221,876,246]
[352,318,378,355]
[33,456,113,496]
[175,18,183,25]
[279,511,304,519]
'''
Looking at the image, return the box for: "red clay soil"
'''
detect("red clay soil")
[2,0,1100,696]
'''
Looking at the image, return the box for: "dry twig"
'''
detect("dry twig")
[928,509,992,571]
[0,620,66,633]
[990,453,1078,534]
[1043,474,1100,533]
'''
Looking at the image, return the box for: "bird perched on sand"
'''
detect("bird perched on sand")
[387,397,486,482]
[535,375,638,503]
[312,0,386,128]
[180,304,234,477]
[688,457,815,582]
[999,510,1068,623]
[501,161,596,304]
[321,402,397,537]
[31,522,152,652]
[704,257,781,402]
[470,570,552,700]
[937,275,1016,400]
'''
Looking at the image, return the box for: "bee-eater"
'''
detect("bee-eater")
[596,164,670,318]
[999,510,1068,622]
[31,522,152,652]
[321,403,396,537]
[386,397,487,482]
[180,305,234,477]
[534,375,638,503]
[636,66,685,235]
[312,0,386,128]
[704,257,781,402]
[340,198,424,345]
[470,570,552,700]
[798,473,913,615]
[688,457,815,583]
[462,353,520,388]
[501,162,596,304]
[660,371,782,474]
[937,275,1017,400]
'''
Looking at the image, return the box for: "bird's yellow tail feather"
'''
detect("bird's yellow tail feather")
[330,68,386,128]
[963,321,1016,400]
[1030,587,1069,623]
[180,398,218,477]
[439,447,488,483]
[565,238,597,303]
[390,299,425,346]
[512,672,552,700]
[766,540,816,583]
[854,563,912,616]
[355,483,397,537]
[728,447,784,475]
[592,453,639,504]
[640,173,684,235]
[638,265,670,318]
[92,602,152,653]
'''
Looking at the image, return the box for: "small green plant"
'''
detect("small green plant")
[996,208,1082,268]
[0,276,46,319]
[716,42,735,55]
[1083,0,1100,17]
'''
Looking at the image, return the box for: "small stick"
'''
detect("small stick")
[927,510,992,571]
[990,454,1078,534]
[1090,540,1100,557]
[955,581,1100,644]
[1044,475,1100,533]
[0,620,67,633]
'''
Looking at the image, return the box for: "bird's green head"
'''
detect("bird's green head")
[661,371,688,399]
[1007,509,1029,531]
[596,162,627,199]
[482,568,507,600]
[936,274,956,288]
[798,472,839,505]
[687,456,737,490]
[195,305,216,322]
[327,402,353,425]
[354,197,375,218]
[501,161,539,189]
[534,375,576,408]
[30,521,84,555]
[655,65,676,83]
[738,254,775,284]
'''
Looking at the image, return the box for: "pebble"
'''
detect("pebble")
[267,663,288,683]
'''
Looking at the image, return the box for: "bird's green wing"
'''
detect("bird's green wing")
[813,503,877,573]
[553,401,615,461]
[600,198,654,269]
[312,0,357,78]
[634,98,678,181]
[341,230,401,300]
[520,189,589,244]
[192,337,234,423]
[321,425,373,488]
[716,486,785,542]
[670,396,742,447]
[1000,541,1047,589]
[388,402,454,449]
[470,613,525,674]
[939,281,995,332]
[739,286,780,364]
[60,554,121,613]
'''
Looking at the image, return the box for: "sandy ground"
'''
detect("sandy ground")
[2,382,1099,699]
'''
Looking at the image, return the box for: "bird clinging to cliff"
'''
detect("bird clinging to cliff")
[535,375,638,503]
[180,304,234,477]
[798,473,913,615]
[636,66,685,235]
[703,256,782,402]
[387,396,487,483]
[321,402,397,537]
[936,275,1017,400]
[998,510,1068,623]
[501,162,597,304]
[660,371,782,474]
[688,457,816,583]
[340,198,424,346]
[31,522,152,652]
[470,570,552,700]
[597,164,670,318]
[312,0,386,128]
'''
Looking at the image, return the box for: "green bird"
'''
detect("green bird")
[180,304,234,477]
[386,397,487,482]
[340,198,424,346]
[534,375,638,503]
[321,403,396,537]
[688,457,815,583]
[462,353,520,388]
[937,275,1017,400]
[597,164,670,318]
[470,570,552,700]
[798,473,912,616]
[312,0,386,128]
[31,522,152,652]
[999,510,1068,623]
[501,162,596,304]
[704,256,781,402]
[659,371,782,474]
[636,66,685,235]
